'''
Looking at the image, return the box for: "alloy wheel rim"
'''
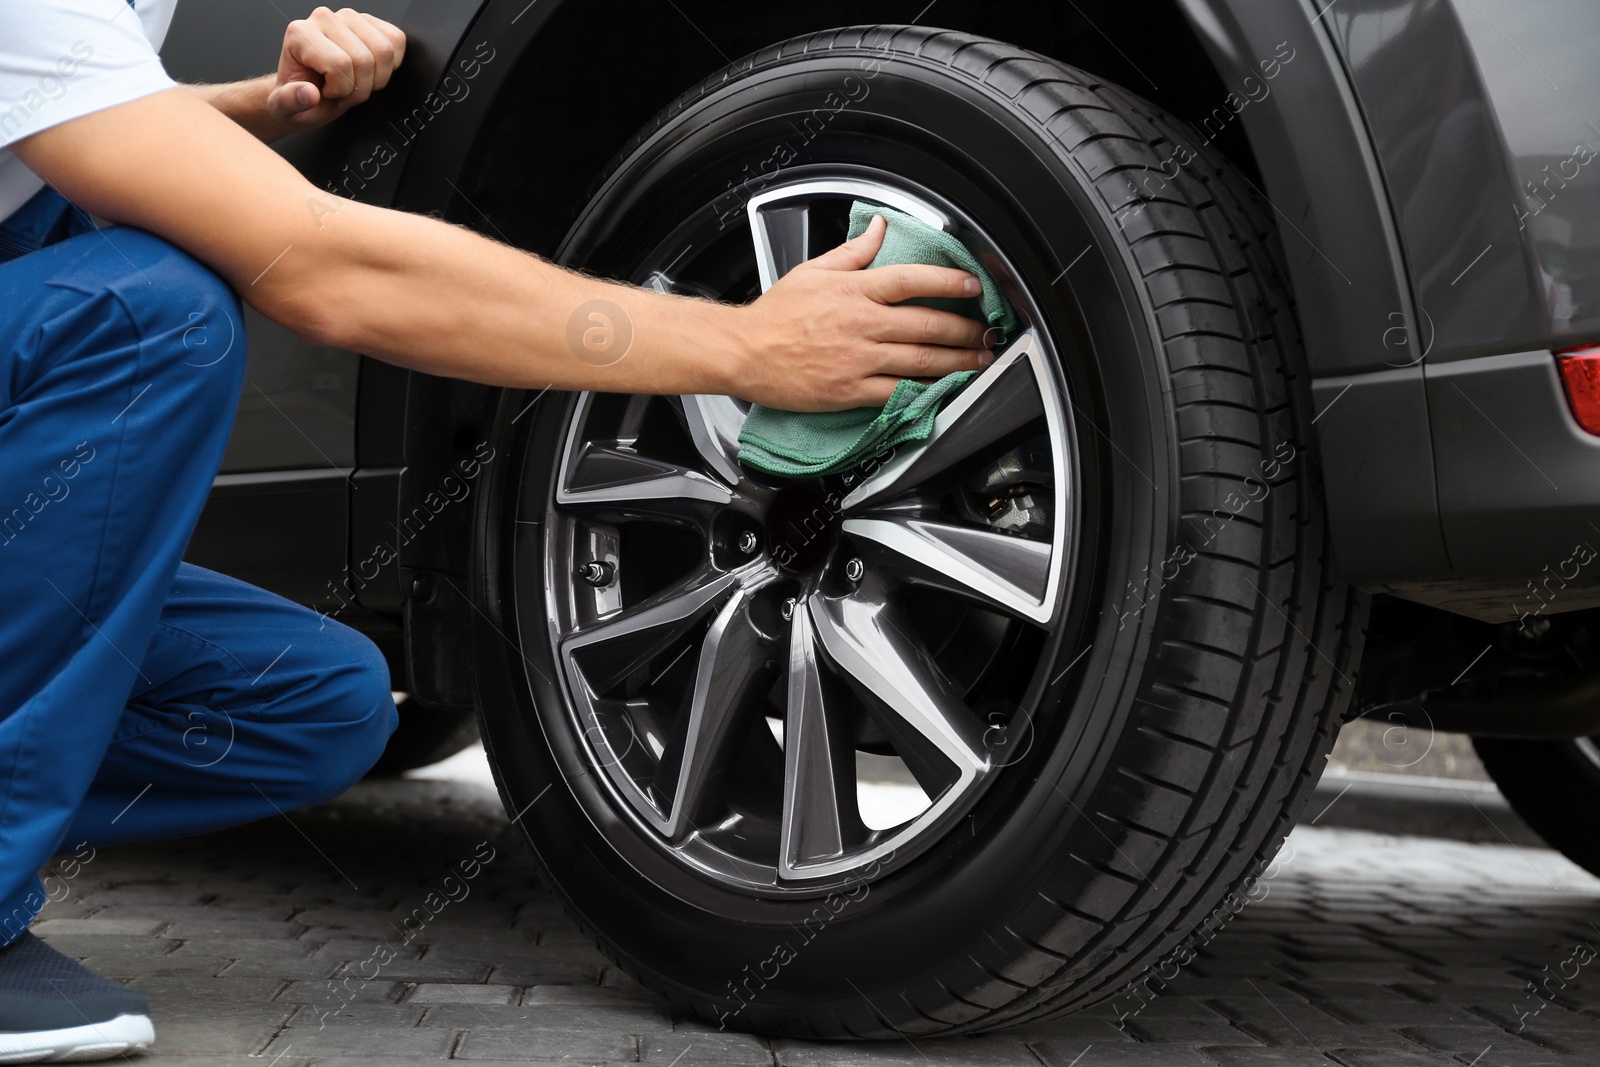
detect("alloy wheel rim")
[537,168,1080,894]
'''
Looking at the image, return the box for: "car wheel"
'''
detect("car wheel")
[1475,736,1600,878]
[470,26,1366,1037]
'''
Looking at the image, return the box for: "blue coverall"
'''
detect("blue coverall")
[0,189,399,943]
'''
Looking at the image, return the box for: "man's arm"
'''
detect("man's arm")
[187,8,407,144]
[15,87,991,411]
[14,2,992,413]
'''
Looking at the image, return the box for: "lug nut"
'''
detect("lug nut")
[737,531,760,555]
[844,557,864,583]
[577,560,615,587]
[781,597,796,621]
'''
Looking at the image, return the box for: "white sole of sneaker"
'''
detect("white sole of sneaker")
[0,1014,154,1063]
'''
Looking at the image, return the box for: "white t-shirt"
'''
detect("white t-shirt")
[0,0,179,223]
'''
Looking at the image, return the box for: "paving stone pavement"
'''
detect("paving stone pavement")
[30,754,1600,1067]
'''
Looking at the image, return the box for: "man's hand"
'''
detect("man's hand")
[187,7,404,141]
[266,7,406,129]
[733,215,995,410]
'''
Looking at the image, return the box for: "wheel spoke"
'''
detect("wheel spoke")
[779,603,862,873]
[557,440,732,522]
[561,571,739,695]
[842,515,1055,623]
[842,331,1047,510]
[808,576,989,789]
[658,578,779,839]
[749,202,813,293]
[667,394,746,487]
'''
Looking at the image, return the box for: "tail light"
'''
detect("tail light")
[1555,344,1600,436]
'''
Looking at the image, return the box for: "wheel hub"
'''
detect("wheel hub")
[765,481,840,573]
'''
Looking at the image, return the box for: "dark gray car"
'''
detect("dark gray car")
[162,0,1600,1039]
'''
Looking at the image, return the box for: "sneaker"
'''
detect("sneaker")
[0,932,153,1063]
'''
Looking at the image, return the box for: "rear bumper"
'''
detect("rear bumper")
[1326,350,1600,621]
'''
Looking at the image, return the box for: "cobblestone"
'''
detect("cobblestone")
[28,761,1600,1066]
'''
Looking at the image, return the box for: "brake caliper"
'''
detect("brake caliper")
[954,436,1052,539]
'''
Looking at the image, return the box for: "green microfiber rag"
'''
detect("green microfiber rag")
[735,201,1017,478]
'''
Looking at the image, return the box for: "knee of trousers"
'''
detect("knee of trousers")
[107,229,249,403]
[284,622,399,804]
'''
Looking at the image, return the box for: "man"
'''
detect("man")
[0,3,993,1061]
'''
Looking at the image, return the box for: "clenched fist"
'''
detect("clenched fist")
[267,7,407,129]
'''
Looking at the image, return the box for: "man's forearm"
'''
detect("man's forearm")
[277,199,753,397]
[187,77,293,143]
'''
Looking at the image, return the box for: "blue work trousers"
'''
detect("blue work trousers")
[0,191,397,944]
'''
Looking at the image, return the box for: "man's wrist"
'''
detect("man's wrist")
[186,76,290,143]
[702,302,754,400]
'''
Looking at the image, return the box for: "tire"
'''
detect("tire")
[471,25,1367,1038]
[1475,736,1600,877]
[364,698,480,778]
